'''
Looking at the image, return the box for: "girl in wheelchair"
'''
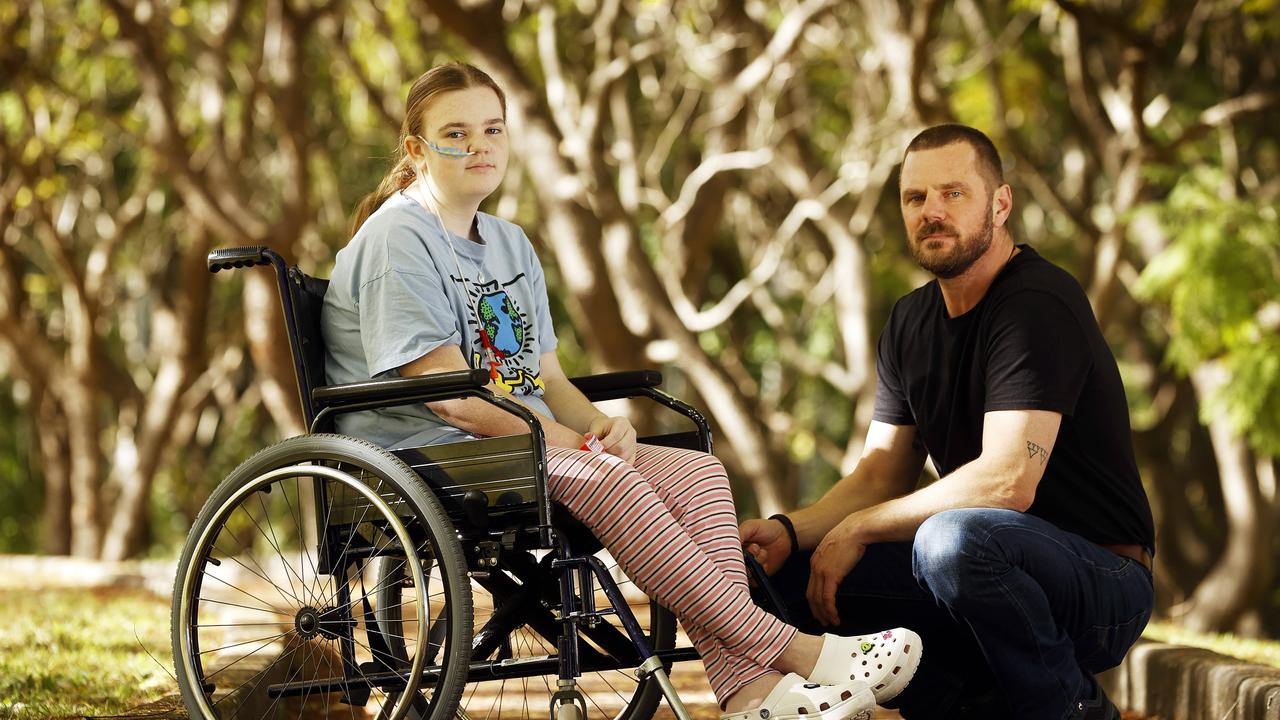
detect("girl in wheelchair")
[322,62,921,720]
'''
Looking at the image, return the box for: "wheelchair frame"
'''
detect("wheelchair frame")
[173,246,737,720]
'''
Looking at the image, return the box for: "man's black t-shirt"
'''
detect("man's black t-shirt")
[873,245,1155,551]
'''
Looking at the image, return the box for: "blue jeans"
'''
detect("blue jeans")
[761,509,1153,719]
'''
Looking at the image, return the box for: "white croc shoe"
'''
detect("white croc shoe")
[807,627,922,704]
[720,673,875,720]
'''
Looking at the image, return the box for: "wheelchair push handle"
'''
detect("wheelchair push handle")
[208,246,275,273]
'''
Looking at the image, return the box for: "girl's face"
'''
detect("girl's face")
[410,86,509,205]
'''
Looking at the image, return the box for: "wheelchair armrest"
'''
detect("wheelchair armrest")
[568,370,663,401]
[570,369,711,453]
[312,369,491,410]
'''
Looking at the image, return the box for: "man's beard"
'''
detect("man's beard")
[909,211,994,279]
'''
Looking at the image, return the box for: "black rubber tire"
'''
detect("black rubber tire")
[170,434,472,720]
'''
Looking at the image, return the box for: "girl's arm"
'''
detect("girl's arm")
[399,344,586,449]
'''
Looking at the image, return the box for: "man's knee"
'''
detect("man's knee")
[912,509,1020,603]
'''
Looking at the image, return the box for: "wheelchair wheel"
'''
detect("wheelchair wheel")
[171,434,472,720]
[376,547,677,720]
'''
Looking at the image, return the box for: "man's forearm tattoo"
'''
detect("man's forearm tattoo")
[1026,440,1049,465]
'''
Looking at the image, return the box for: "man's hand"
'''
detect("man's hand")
[740,518,792,575]
[806,517,868,627]
[588,415,637,463]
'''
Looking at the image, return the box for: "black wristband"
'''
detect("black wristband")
[768,513,799,555]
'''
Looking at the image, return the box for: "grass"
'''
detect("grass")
[1142,619,1280,669]
[0,587,179,719]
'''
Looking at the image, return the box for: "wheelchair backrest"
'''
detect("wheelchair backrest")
[284,267,330,427]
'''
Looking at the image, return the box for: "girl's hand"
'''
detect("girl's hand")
[587,416,637,463]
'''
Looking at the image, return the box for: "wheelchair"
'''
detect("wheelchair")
[170,247,784,720]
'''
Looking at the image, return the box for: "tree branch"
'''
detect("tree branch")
[658,149,773,229]
[1171,91,1280,149]
[706,0,836,128]
[1053,0,1159,53]
[101,0,268,243]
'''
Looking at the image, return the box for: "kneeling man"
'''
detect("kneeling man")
[742,124,1154,720]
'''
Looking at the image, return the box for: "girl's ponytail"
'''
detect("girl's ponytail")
[349,155,417,238]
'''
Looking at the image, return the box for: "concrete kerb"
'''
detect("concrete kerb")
[1101,639,1280,719]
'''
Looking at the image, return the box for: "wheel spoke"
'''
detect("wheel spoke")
[344,634,408,710]
[214,521,309,608]
[195,621,295,628]
[259,639,318,719]
[344,628,418,678]
[296,635,324,715]
[214,638,304,716]
[199,629,293,656]
[582,681,612,719]
[252,488,313,608]
[201,569,295,617]
[227,550,307,608]
[455,551,670,720]
[593,670,631,705]
[197,596,294,616]
[522,674,530,720]
[363,555,419,599]
[282,475,328,607]
[316,471,342,607]
[324,638,335,720]
[204,629,296,684]
[321,472,385,607]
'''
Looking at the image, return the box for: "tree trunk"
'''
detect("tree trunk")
[102,359,185,560]
[102,235,214,560]
[1181,362,1274,633]
[61,380,103,557]
[1132,380,1215,606]
[37,392,72,555]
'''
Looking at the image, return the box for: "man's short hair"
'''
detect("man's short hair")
[903,124,1005,191]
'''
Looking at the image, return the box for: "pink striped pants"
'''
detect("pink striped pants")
[545,444,795,704]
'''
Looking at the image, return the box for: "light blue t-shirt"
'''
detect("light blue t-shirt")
[321,192,559,449]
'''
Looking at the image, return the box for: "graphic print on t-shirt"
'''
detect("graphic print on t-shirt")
[457,273,546,396]
[477,291,523,357]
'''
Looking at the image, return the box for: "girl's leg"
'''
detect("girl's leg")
[545,447,795,705]
[629,445,750,587]
[627,445,776,699]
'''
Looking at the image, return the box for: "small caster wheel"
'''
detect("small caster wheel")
[550,687,587,720]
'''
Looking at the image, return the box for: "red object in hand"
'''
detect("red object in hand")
[580,434,605,452]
